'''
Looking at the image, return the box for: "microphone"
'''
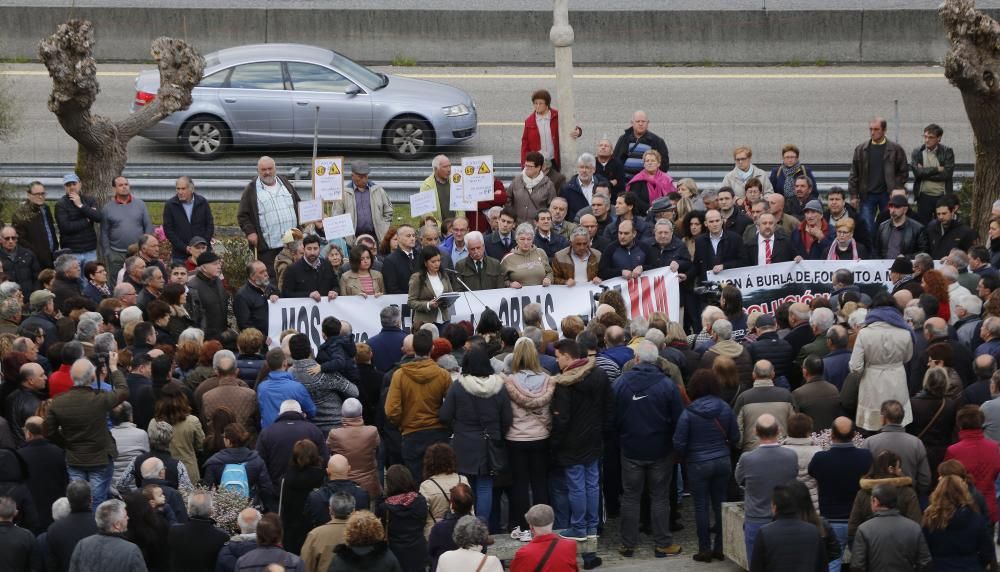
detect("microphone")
[443,265,488,311]
[443,268,458,274]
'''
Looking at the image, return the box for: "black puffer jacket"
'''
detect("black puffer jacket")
[376,493,428,572]
[55,194,100,253]
[550,358,614,467]
[329,542,402,572]
[748,331,796,382]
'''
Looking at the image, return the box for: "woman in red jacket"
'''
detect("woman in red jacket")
[521,90,580,172]
[944,405,1000,523]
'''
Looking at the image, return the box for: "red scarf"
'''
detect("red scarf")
[798,219,828,254]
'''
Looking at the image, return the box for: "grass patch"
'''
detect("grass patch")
[786,59,802,67]
[45,200,241,228]
[815,59,828,67]
[391,56,417,67]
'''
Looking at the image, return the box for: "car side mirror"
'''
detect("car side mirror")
[345,84,361,96]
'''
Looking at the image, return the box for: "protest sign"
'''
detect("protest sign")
[461,155,494,201]
[313,157,344,201]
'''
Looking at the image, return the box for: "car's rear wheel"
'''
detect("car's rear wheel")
[180,116,230,160]
[384,117,433,161]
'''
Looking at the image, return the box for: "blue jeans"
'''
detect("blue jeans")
[744,517,770,564]
[689,456,731,552]
[466,474,494,524]
[860,192,888,237]
[828,520,848,572]
[565,461,600,534]
[68,462,114,512]
[549,470,569,529]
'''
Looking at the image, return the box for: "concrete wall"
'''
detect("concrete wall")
[3,6,998,64]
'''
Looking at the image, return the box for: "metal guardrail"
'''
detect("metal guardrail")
[1,162,976,204]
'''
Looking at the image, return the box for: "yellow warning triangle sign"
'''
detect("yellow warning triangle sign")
[328,163,341,175]
[477,162,491,175]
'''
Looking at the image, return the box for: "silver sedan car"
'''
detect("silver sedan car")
[131,44,477,160]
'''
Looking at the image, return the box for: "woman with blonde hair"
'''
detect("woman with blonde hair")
[624,149,676,216]
[503,337,555,541]
[676,178,703,210]
[922,474,996,570]
[329,510,401,572]
[828,218,868,261]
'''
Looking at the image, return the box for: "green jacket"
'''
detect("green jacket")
[45,369,128,468]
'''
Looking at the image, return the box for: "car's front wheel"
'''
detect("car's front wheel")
[180,116,230,160]
[384,117,433,161]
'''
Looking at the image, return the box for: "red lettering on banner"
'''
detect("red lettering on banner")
[627,278,641,317]
[639,277,654,317]
[652,276,668,318]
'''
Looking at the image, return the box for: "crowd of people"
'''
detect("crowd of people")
[1,93,1000,572]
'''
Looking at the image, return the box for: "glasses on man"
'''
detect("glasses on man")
[1,236,17,241]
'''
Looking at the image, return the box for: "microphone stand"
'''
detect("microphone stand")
[444,267,488,318]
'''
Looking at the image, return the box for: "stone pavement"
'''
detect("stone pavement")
[487,494,743,571]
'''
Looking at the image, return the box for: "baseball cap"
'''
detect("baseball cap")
[350,160,370,175]
[188,236,208,247]
[62,174,80,185]
[196,252,220,266]
[803,200,823,213]
[29,290,56,309]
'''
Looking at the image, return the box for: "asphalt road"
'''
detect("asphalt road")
[0,64,974,168]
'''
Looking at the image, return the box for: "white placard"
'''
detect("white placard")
[298,199,324,224]
[313,157,345,201]
[461,155,494,201]
[322,214,355,239]
[449,166,477,211]
[410,191,438,217]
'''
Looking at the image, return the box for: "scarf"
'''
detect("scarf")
[734,165,755,182]
[827,238,859,261]
[864,305,910,330]
[626,168,676,202]
[892,274,913,290]
[89,280,111,297]
[521,169,546,191]
[305,255,321,270]
[780,164,801,197]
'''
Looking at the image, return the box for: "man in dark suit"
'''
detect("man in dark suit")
[281,235,339,300]
[484,208,517,261]
[741,213,797,266]
[162,176,215,263]
[693,209,744,279]
[17,416,68,533]
[455,231,504,291]
[532,209,570,258]
[382,224,421,295]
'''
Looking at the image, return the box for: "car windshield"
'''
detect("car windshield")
[330,52,384,91]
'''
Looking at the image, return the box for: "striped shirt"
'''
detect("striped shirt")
[257,179,297,250]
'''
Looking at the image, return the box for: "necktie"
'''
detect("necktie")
[503,237,510,250]
[764,239,772,264]
[475,260,482,273]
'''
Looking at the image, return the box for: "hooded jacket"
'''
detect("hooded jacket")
[550,358,614,467]
[504,371,555,441]
[673,395,740,464]
[848,475,923,540]
[201,447,274,509]
[700,339,754,389]
[613,363,683,460]
[601,345,634,369]
[290,358,359,433]
[439,374,513,475]
[384,358,451,436]
[329,541,402,572]
[377,492,428,572]
[304,478,371,530]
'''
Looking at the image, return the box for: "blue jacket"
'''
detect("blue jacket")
[673,396,739,464]
[923,505,994,572]
[368,327,407,373]
[601,345,634,369]
[975,339,1000,363]
[822,349,852,391]
[598,239,654,280]
[256,371,317,429]
[317,335,361,383]
[560,174,608,221]
[613,364,683,460]
[532,231,569,259]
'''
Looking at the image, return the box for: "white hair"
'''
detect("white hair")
[938,264,958,283]
[279,399,302,414]
[809,307,835,333]
[119,306,144,328]
[178,328,205,345]
[712,319,733,340]
[514,222,535,239]
[465,231,484,245]
[70,359,96,387]
[577,153,596,168]
[94,499,128,533]
[957,294,983,315]
[634,341,660,364]
[847,308,868,329]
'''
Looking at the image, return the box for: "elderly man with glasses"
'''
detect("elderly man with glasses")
[13,181,59,270]
[0,226,40,295]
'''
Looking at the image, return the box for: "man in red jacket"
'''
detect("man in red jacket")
[511,504,580,571]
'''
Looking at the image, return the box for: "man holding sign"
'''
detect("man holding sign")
[418,155,454,221]
[330,160,394,245]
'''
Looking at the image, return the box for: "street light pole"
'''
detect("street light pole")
[551,0,577,171]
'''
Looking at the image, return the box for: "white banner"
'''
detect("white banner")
[707,259,895,314]
[268,267,680,350]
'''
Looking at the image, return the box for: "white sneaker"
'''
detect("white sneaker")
[509,526,532,542]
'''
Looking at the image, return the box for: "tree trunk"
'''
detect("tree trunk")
[38,19,204,207]
[941,0,1000,236]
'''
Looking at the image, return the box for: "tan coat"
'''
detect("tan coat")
[550,246,601,285]
[300,518,348,572]
[506,176,556,225]
[339,269,385,296]
[329,184,394,244]
[500,248,552,287]
[162,415,204,483]
[850,320,913,432]
[326,416,381,500]
[419,472,469,536]
[407,272,455,324]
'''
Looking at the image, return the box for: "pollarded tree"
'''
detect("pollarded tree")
[940,0,1000,235]
[38,19,204,206]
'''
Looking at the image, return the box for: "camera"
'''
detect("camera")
[592,284,609,303]
[694,281,722,306]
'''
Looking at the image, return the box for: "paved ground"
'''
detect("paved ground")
[486,494,742,571]
[0,64,974,169]
[7,1,992,10]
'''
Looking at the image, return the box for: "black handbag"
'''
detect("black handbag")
[474,394,508,476]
